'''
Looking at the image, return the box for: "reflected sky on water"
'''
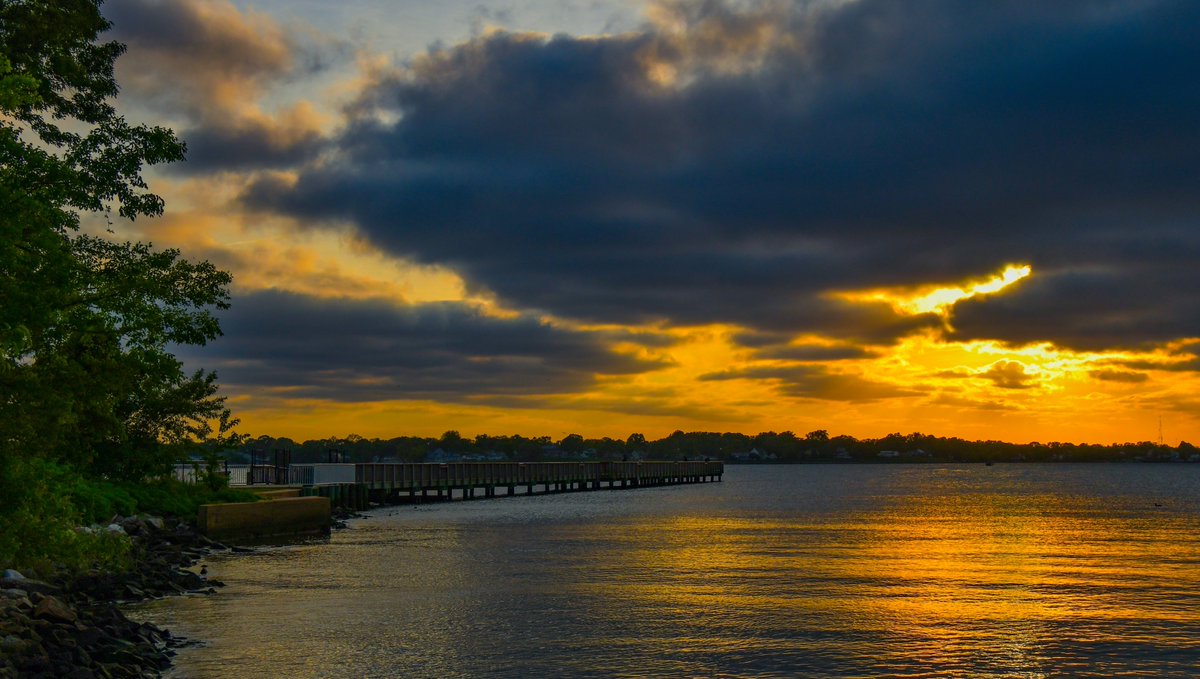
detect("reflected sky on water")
[132,465,1200,678]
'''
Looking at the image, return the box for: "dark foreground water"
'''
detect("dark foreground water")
[132,464,1200,678]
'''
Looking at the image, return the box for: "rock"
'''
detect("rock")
[74,627,104,648]
[0,599,27,615]
[0,597,31,614]
[117,518,145,537]
[0,512,254,678]
[0,635,26,654]
[32,596,77,624]
[0,576,58,594]
[73,645,92,666]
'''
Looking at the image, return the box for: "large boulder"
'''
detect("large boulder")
[0,576,57,595]
[32,596,76,624]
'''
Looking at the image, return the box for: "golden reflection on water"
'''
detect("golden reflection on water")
[574,470,1200,677]
[133,466,1200,678]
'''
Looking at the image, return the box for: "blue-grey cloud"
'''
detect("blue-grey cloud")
[1089,368,1150,384]
[981,361,1036,390]
[699,364,919,402]
[178,118,326,172]
[234,0,1200,350]
[950,261,1200,351]
[730,331,878,361]
[105,0,340,173]
[177,291,668,402]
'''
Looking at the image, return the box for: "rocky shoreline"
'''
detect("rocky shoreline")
[1,506,368,678]
[0,515,236,678]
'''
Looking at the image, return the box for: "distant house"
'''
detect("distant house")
[425,449,510,462]
[425,448,460,463]
[549,448,595,461]
[731,448,777,462]
[878,450,901,458]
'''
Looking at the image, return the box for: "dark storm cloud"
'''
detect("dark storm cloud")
[699,364,918,402]
[1113,343,1200,373]
[1089,368,1150,384]
[105,0,294,80]
[938,362,1038,389]
[179,119,326,172]
[981,361,1036,390]
[105,0,339,173]
[729,332,879,361]
[178,291,667,401]
[948,239,1200,351]
[470,393,742,422]
[753,343,876,362]
[244,0,1200,350]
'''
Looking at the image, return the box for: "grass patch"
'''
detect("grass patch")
[0,459,258,574]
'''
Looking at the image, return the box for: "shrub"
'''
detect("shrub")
[121,479,258,519]
[0,459,132,573]
[0,460,256,573]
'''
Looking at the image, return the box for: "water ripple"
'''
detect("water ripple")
[129,464,1200,678]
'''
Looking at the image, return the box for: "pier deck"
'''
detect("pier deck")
[329,461,724,506]
[274,461,721,510]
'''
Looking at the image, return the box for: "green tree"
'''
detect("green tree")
[625,433,647,455]
[438,430,468,454]
[2,1,232,486]
[559,433,585,453]
[192,409,249,491]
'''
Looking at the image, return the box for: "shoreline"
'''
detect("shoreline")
[0,513,282,678]
[5,480,669,677]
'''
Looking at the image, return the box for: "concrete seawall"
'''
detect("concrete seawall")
[198,496,331,541]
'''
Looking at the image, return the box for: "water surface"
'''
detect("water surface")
[134,464,1200,677]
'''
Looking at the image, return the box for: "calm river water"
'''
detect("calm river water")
[132,464,1200,678]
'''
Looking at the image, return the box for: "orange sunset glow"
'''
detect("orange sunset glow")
[10,3,1200,678]
[90,0,1200,445]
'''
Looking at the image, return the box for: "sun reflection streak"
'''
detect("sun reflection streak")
[575,472,1200,677]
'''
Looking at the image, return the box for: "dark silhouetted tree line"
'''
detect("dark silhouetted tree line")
[226,430,1193,465]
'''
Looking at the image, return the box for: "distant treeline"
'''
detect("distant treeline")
[223,430,1197,464]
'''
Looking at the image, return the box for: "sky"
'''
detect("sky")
[95,0,1200,444]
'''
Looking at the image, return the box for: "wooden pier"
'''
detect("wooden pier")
[301,461,723,510]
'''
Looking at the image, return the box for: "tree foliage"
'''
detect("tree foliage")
[1,1,236,568]
[230,430,1194,466]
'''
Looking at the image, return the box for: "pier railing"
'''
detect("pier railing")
[174,463,252,485]
[355,460,723,490]
[179,461,723,503]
